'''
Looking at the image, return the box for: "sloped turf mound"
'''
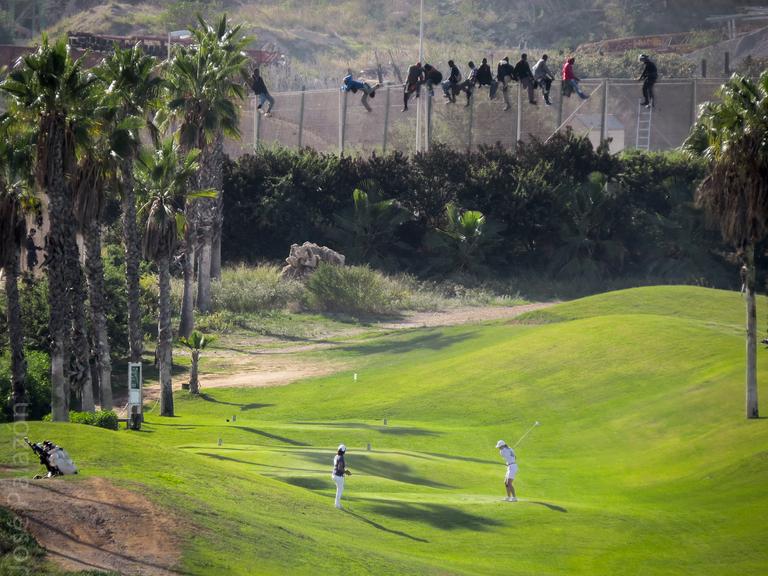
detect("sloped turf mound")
[1,286,766,575]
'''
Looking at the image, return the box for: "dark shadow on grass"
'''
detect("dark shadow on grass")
[337,330,474,355]
[526,501,568,513]
[281,476,329,490]
[361,500,501,531]
[343,509,428,543]
[236,426,309,446]
[199,393,274,411]
[421,451,498,465]
[199,453,321,473]
[293,421,441,437]
[295,451,451,488]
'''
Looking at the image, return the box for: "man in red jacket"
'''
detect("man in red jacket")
[562,57,589,100]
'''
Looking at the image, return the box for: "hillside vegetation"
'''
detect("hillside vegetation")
[1,285,766,574]
[23,0,753,87]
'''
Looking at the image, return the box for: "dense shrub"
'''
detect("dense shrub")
[305,264,407,315]
[69,410,119,430]
[44,410,119,430]
[222,132,736,290]
[0,349,51,422]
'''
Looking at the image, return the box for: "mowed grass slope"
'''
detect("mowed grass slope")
[1,286,767,575]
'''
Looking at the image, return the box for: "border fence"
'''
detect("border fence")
[224,78,730,158]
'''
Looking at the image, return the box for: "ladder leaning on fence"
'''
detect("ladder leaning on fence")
[635,100,652,150]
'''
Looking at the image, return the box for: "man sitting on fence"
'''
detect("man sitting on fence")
[442,60,463,104]
[562,56,589,100]
[341,74,381,112]
[476,58,498,100]
[423,64,443,97]
[515,53,537,105]
[458,61,479,107]
[402,61,424,112]
[497,57,517,111]
[532,54,555,106]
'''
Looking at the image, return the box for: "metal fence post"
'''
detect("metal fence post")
[339,89,347,155]
[691,78,698,127]
[298,85,305,148]
[516,82,522,142]
[466,95,474,152]
[426,91,433,152]
[600,79,609,144]
[382,86,390,153]
[253,97,261,151]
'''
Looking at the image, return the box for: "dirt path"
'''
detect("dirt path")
[1,477,183,575]
[115,302,554,413]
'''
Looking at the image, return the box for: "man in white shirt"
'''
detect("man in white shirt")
[496,440,518,502]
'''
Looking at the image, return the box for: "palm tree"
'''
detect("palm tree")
[1,36,98,420]
[0,116,33,420]
[136,140,213,417]
[178,330,216,395]
[427,203,501,274]
[164,14,251,326]
[94,44,163,367]
[684,72,768,419]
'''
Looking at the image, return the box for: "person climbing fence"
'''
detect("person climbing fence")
[638,54,658,108]
[250,68,275,116]
[341,73,381,112]
[562,56,589,100]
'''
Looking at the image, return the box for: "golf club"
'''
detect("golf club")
[513,421,540,448]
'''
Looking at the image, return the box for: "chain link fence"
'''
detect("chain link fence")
[224,78,729,158]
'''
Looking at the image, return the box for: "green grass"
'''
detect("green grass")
[1,285,767,575]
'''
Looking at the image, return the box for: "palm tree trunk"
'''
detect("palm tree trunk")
[189,350,199,395]
[42,120,72,422]
[158,254,174,417]
[121,158,144,364]
[197,232,212,313]
[66,239,95,413]
[178,221,195,339]
[745,243,759,419]
[84,220,112,410]
[211,224,222,280]
[5,246,28,420]
[195,134,224,312]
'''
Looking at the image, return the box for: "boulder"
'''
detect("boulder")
[280,242,345,281]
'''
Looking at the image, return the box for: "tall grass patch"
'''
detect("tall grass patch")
[305,264,407,315]
[211,264,304,313]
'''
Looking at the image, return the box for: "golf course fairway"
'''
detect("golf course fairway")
[1,285,767,575]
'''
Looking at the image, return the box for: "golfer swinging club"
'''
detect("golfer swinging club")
[496,440,518,501]
[332,444,351,509]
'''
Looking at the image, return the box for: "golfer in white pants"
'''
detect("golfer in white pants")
[332,444,350,509]
[496,440,518,501]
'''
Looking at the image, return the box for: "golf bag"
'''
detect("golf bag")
[24,437,78,478]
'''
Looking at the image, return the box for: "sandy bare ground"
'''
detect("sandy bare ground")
[115,303,553,413]
[1,477,183,575]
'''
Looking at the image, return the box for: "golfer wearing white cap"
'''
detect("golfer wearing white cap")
[332,444,351,509]
[496,440,518,501]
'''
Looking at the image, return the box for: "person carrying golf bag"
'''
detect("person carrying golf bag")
[496,440,518,502]
[332,444,351,509]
